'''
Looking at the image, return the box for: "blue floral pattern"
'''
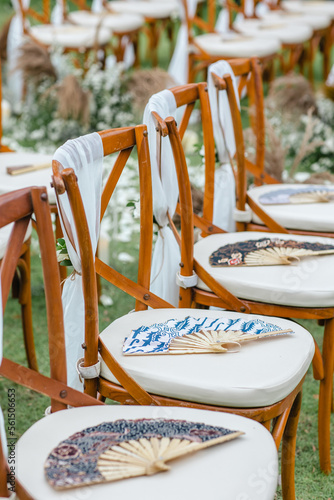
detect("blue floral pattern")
[259,186,334,205]
[123,316,282,354]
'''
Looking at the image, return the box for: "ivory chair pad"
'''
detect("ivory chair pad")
[282,0,334,20]
[16,406,278,500]
[30,24,111,48]
[194,33,281,58]
[107,1,178,19]
[68,10,144,33]
[194,230,334,307]
[248,183,334,233]
[0,222,32,259]
[234,18,312,44]
[99,308,314,407]
[0,152,55,204]
[260,11,331,30]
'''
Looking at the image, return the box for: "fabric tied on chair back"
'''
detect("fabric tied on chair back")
[143,90,180,306]
[168,0,200,85]
[53,133,103,390]
[208,60,239,232]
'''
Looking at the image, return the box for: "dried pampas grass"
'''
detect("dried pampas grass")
[14,41,57,82]
[303,171,334,184]
[127,68,176,115]
[267,73,316,118]
[57,75,90,126]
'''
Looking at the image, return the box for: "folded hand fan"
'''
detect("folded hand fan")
[209,238,334,267]
[45,419,243,490]
[123,316,293,355]
[259,187,334,205]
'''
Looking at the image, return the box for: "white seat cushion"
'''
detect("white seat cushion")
[194,33,281,58]
[30,24,111,48]
[99,308,314,407]
[194,230,334,307]
[0,152,55,204]
[235,18,312,44]
[0,222,32,260]
[260,11,331,30]
[107,1,178,19]
[68,10,144,33]
[282,0,334,20]
[16,406,278,500]
[248,183,334,233]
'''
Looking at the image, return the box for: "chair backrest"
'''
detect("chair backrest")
[210,58,285,233]
[182,0,217,38]
[148,81,249,312]
[0,187,102,407]
[17,0,52,25]
[52,126,171,399]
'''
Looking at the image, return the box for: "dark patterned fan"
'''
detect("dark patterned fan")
[45,419,243,490]
[209,238,334,267]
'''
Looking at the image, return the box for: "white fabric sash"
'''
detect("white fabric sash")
[53,133,103,390]
[51,0,65,25]
[143,90,180,306]
[168,0,199,85]
[208,60,239,231]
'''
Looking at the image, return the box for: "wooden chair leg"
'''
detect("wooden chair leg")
[318,317,334,474]
[281,390,302,500]
[18,247,38,372]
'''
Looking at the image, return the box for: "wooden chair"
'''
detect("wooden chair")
[63,0,144,64]
[0,188,280,500]
[16,0,111,63]
[149,78,334,476]
[211,57,334,239]
[52,125,315,499]
[180,0,281,82]
[104,0,178,66]
[225,0,331,82]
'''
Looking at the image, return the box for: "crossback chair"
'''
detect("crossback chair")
[150,77,334,475]
[52,126,315,499]
[264,0,334,81]
[16,0,111,63]
[212,57,334,239]
[63,0,144,64]
[180,0,280,82]
[0,192,281,500]
[225,0,330,82]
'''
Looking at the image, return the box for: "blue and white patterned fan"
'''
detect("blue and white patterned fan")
[123,316,293,355]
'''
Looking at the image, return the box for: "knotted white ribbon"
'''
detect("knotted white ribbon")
[143,90,180,306]
[208,60,240,231]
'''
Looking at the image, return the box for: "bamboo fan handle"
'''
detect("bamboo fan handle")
[6,162,51,175]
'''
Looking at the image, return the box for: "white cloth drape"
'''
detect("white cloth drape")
[208,60,239,231]
[7,0,30,110]
[53,133,103,390]
[168,0,199,85]
[51,0,65,25]
[143,90,180,306]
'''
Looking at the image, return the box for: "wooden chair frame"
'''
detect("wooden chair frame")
[17,0,110,64]
[151,77,333,476]
[182,0,277,82]
[0,186,104,499]
[213,57,334,239]
[53,124,309,500]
